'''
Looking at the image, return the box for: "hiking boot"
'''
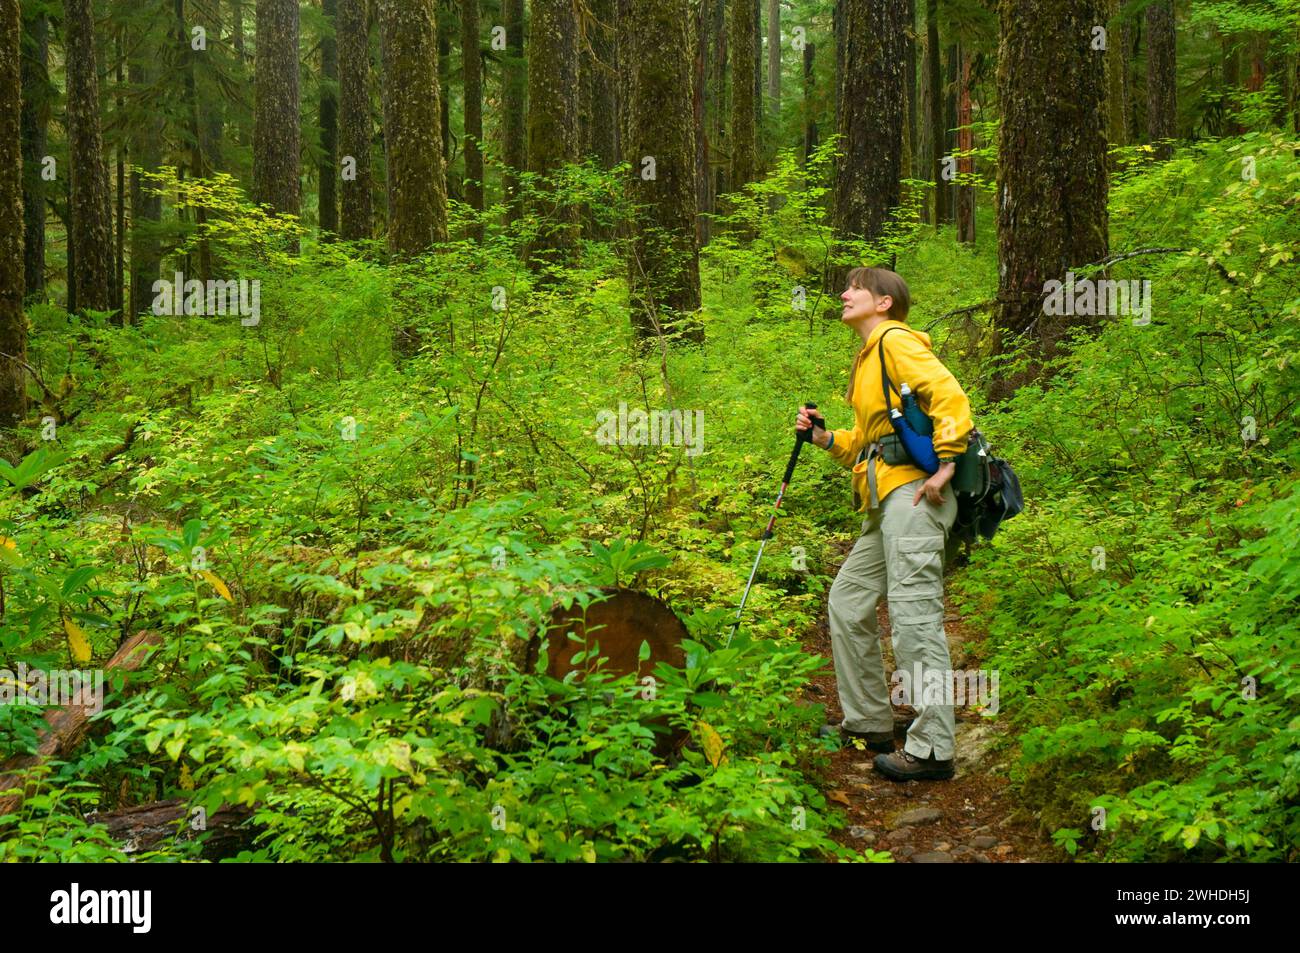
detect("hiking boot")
[818,723,895,753]
[872,748,955,782]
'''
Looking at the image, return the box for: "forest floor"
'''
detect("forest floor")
[802,534,1057,863]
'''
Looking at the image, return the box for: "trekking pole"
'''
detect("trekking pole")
[726,402,823,647]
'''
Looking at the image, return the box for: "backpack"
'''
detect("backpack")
[949,427,1023,547]
[854,328,1024,546]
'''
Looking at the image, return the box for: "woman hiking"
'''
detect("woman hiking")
[796,267,974,782]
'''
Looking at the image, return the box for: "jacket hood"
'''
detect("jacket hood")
[860,319,932,357]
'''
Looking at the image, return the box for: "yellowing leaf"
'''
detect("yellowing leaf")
[697,720,725,767]
[63,614,92,665]
[199,570,233,601]
[0,536,23,568]
[581,841,597,863]
[179,764,195,790]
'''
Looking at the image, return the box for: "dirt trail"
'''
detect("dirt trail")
[802,537,1056,863]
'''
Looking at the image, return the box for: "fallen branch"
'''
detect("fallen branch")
[85,798,257,859]
[0,630,162,816]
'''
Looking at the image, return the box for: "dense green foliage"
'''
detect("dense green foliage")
[3,114,1297,862]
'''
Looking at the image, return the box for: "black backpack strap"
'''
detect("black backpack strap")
[877,326,904,414]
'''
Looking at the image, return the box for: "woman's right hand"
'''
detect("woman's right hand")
[796,405,828,448]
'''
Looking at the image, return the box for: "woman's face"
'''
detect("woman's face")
[840,282,890,325]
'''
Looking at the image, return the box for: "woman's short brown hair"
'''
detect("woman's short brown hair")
[846,266,910,322]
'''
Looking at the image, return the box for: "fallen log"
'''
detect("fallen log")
[0,629,162,815]
[85,799,258,859]
[527,587,687,680]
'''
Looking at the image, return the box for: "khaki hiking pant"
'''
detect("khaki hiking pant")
[827,476,958,761]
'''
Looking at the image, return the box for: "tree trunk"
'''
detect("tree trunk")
[802,39,817,166]
[253,0,301,230]
[904,0,916,169]
[438,1,454,201]
[766,0,779,121]
[943,42,957,223]
[693,0,711,246]
[177,0,212,280]
[0,0,24,429]
[626,0,702,343]
[729,0,756,196]
[338,0,374,241]
[994,0,1109,400]
[65,0,113,315]
[827,0,906,299]
[955,44,974,244]
[501,0,526,226]
[1145,0,1176,157]
[376,0,448,257]
[113,28,124,322]
[1105,0,1129,145]
[925,0,946,226]
[319,0,339,237]
[128,56,163,322]
[525,0,580,272]
[19,5,47,302]
[461,0,483,241]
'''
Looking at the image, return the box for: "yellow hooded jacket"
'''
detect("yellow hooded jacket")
[827,319,974,511]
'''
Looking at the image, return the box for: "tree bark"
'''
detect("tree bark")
[802,38,817,166]
[693,0,711,246]
[65,0,114,315]
[319,0,339,237]
[128,55,163,322]
[338,0,374,241]
[625,0,702,343]
[1145,0,1176,157]
[501,0,526,226]
[925,0,946,226]
[827,0,906,298]
[729,0,756,195]
[461,0,483,241]
[0,0,24,428]
[376,0,448,257]
[19,5,47,302]
[955,43,974,244]
[526,0,580,272]
[1105,0,1129,145]
[253,0,301,229]
[994,0,1110,400]
[766,0,779,121]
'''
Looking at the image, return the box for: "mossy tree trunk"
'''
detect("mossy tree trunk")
[253,0,301,248]
[501,0,526,227]
[525,0,579,273]
[993,0,1110,400]
[19,5,47,302]
[338,0,374,241]
[65,0,113,315]
[925,0,946,227]
[461,0,483,242]
[626,0,703,345]
[377,0,447,257]
[826,0,906,300]
[0,0,25,428]
[319,0,339,237]
[1145,0,1177,158]
[729,0,756,198]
